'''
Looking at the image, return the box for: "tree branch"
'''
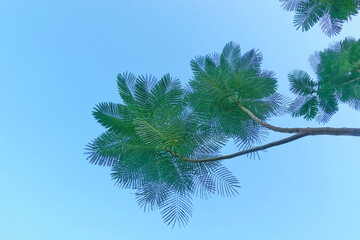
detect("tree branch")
[168,133,309,162]
[239,106,360,136]
[167,97,360,163]
[229,95,302,133]
[170,123,360,162]
[168,105,360,162]
[239,106,300,133]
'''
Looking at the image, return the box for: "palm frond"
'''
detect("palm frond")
[280,0,307,11]
[239,49,263,72]
[288,70,317,96]
[190,56,206,76]
[347,98,360,111]
[135,182,170,212]
[319,13,344,37]
[220,41,241,71]
[132,120,166,146]
[111,160,145,189]
[315,107,333,123]
[133,74,157,116]
[117,72,137,105]
[93,102,134,134]
[294,0,328,31]
[290,95,319,120]
[308,51,321,72]
[318,92,338,121]
[243,93,290,126]
[85,131,126,166]
[208,164,240,197]
[150,74,183,106]
[160,192,193,228]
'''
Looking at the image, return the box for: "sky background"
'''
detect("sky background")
[1,0,360,239]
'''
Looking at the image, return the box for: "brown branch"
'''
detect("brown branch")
[166,97,360,163]
[169,124,360,162]
[229,95,302,133]
[239,106,300,133]
[167,133,309,162]
[239,106,360,136]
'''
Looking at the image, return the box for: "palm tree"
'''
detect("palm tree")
[86,40,360,226]
[280,0,360,36]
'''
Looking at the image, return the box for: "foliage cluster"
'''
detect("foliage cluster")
[280,0,360,36]
[86,38,360,226]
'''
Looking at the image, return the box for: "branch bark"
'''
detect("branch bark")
[170,106,360,163]
[168,133,309,162]
[240,106,360,136]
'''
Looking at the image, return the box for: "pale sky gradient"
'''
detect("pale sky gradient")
[1,1,360,239]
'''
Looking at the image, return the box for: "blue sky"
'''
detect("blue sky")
[1,0,360,239]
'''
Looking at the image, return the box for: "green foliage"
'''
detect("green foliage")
[189,42,288,150]
[87,39,360,226]
[289,37,360,122]
[86,42,289,226]
[280,0,360,36]
[86,71,240,227]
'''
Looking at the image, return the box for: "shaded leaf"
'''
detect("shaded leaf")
[289,70,317,96]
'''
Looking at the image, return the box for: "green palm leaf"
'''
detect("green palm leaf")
[280,0,305,11]
[160,192,193,228]
[220,41,241,70]
[294,0,328,32]
[319,13,343,37]
[207,163,240,197]
[135,181,170,212]
[93,102,134,134]
[289,70,318,96]
[117,72,137,106]
[290,95,319,120]
[239,49,263,72]
[85,130,126,166]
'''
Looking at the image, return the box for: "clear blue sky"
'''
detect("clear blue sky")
[1,1,360,239]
